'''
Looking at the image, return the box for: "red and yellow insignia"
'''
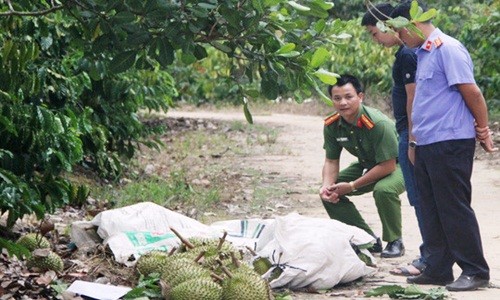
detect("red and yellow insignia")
[324,113,340,126]
[359,114,375,130]
[424,40,433,51]
[434,37,443,48]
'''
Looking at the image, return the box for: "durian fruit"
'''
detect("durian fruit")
[160,258,199,283]
[268,265,283,282]
[178,237,217,251]
[16,233,51,251]
[26,249,64,272]
[167,278,223,300]
[161,262,211,287]
[221,270,273,300]
[136,250,171,276]
[173,249,204,262]
[252,256,273,275]
[191,240,236,269]
[218,254,255,278]
[195,245,233,269]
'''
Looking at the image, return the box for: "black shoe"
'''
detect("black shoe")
[381,238,405,258]
[407,273,454,286]
[368,237,382,253]
[446,275,489,291]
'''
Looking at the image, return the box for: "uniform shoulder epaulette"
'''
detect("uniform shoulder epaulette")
[423,40,433,51]
[423,37,444,51]
[324,113,340,126]
[359,114,375,130]
[434,37,443,48]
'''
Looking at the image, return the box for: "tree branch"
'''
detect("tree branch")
[0,0,65,17]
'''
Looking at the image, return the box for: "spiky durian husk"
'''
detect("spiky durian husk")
[27,251,64,272]
[16,233,51,251]
[136,250,171,276]
[252,257,273,275]
[160,258,199,283]
[162,262,211,287]
[222,272,273,300]
[168,278,223,300]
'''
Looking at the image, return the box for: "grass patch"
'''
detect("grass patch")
[93,170,221,210]
[89,115,295,221]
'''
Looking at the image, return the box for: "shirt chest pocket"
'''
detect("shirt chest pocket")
[416,71,434,98]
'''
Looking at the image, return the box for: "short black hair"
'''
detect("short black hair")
[390,0,428,20]
[361,3,394,26]
[327,74,364,96]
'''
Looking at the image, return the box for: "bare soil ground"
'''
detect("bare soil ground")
[1,102,499,299]
[164,105,500,300]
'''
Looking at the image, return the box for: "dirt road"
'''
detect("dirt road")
[168,109,500,299]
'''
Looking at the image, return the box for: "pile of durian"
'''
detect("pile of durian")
[135,228,274,300]
[16,232,64,272]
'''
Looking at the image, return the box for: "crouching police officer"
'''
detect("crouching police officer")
[319,74,405,258]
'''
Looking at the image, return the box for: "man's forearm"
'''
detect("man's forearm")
[458,83,489,127]
[322,158,339,186]
[351,159,396,189]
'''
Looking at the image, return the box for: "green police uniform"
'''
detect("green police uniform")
[323,104,405,242]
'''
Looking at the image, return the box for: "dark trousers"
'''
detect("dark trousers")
[415,139,489,280]
[399,128,428,264]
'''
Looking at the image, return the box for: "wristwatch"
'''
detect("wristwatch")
[409,141,417,148]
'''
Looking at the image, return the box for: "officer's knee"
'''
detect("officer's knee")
[373,188,400,202]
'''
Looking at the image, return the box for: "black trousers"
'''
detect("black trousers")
[415,138,489,280]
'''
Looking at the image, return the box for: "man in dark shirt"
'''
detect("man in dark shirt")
[362,2,427,275]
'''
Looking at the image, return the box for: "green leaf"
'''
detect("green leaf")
[386,16,410,29]
[410,1,420,20]
[0,115,16,134]
[415,8,438,23]
[125,0,144,11]
[305,1,330,18]
[309,47,330,69]
[365,285,405,297]
[403,284,427,295]
[316,0,334,10]
[211,41,232,53]
[40,36,53,51]
[190,6,209,18]
[315,84,332,106]
[408,23,425,39]
[288,1,311,11]
[193,45,208,60]
[313,69,339,85]
[277,51,300,58]
[252,0,264,14]
[376,21,389,33]
[244,89,260,98]
[181,51,197,64]
[314,19,327,33]
[275,43,296,55]
[331,32,352,39]
[2,40,13,64]
[113,11,136,24]
[243,101,254,124]
[109,51,136,73]
[127,31,150,45]
[261,74,279,100]
[0,169,16,184]
[0,238,31,259]
[157,38,174,67]
[197,2,217,9]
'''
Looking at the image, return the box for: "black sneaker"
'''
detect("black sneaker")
[368,237,383,253]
